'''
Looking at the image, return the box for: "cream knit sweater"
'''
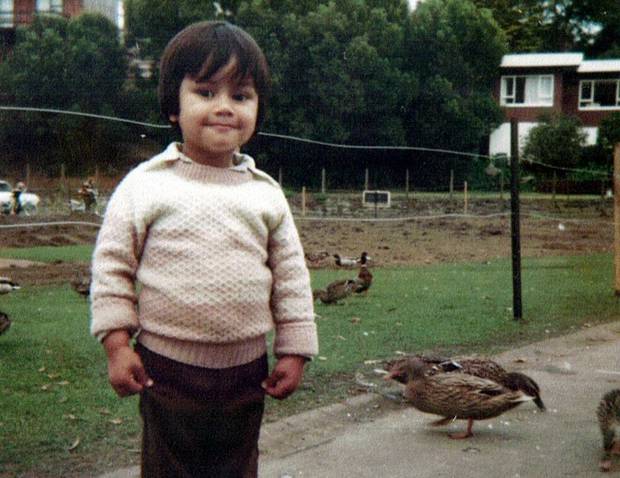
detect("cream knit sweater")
[90,143,318,368]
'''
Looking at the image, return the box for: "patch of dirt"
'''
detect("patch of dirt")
[0,199,613,288]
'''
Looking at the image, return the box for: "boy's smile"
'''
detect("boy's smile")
[170,58,259,167]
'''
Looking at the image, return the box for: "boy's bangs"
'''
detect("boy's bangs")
[195,46,256,85]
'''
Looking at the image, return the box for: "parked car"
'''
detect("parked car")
[0,180,40,215]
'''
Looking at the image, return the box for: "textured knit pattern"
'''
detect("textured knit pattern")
[90,143,318,368]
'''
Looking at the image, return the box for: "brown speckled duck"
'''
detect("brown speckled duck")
[387,355,545,411]
[353,253,373,295]
[597,389,620,472]
[0,311,11,336]
[312,279,356,304]
[385,358,534,439]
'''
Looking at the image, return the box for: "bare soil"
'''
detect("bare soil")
[0,198,613,286]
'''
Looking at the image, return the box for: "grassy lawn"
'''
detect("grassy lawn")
[0,248,619,476]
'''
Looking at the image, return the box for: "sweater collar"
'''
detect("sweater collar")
[156,142,254,171]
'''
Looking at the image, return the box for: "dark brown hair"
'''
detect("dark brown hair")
[158,21,271,130]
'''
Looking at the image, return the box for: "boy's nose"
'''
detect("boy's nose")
[213,95,234,114]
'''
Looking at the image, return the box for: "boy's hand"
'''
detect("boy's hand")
[103,330,153,397]
[261,355,307,400]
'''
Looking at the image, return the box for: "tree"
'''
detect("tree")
[598,112,620,152]
[403,0,506,151]
[0,14,129,175]
[470,0,546,52]
[522,114,587,175]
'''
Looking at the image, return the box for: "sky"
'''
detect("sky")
[408,0,420,10]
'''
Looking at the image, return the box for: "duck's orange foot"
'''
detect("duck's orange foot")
[448,430,473,440]
[599,459,612,472]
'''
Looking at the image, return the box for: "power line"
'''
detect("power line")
[0,105,490,159]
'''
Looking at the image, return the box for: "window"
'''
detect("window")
[36,0,63,14]
[579,80,620,109]
[0,0,13,27]
[500,75,554,106]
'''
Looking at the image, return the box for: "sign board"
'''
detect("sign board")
[362,190,391,208]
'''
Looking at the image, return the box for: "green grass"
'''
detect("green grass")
[1,250,619,476]
[0,244,94,263]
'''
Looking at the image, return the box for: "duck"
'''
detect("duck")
[305,250,330,268]
[313,279,356,304]
[0,311,11,336]
[70,271,91,298]
[334,252,371,268]
[597,389,620,472]
[0,277,20,295]
[387,354,545,411]
[353,256,373,295]
[385,357,534,439]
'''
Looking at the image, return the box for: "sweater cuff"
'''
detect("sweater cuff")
[273,321,318,358]
[90,299,139,340]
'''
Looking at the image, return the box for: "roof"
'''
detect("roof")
[500,53,584,68]
[578,60,620,73]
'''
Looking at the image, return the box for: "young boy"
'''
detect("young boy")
[90,21,318,477]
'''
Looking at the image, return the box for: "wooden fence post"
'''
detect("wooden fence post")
[364,168,369,190]
[321,168,326,194]
[613,143,620,295]
[449,169,454,200]
[463,181,468,214]
[278,167,283,186]
[301,186,306,217]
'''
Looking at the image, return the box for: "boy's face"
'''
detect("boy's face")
[170,58,258,167]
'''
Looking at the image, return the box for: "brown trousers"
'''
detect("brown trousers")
[136,344,268,478]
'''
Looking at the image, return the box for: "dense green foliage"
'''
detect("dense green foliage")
[522,114,587,177]
[1,0,619,183]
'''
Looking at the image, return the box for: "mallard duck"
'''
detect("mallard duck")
[353,260,373,295]
[313,279,356,304]
[0,311,11,336]
[597,389,620,472]
[387,355,545,411]
[333,254,358,268]
[385,358,534,439]
[0,277,20,295]
[70,271,91,298]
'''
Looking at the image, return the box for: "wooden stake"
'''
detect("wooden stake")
[613,144,620,295]
[463,181,468,214]
[278,167,283,186]
[405,169,410,202]
[301,186,306,217]
[321,168,326,194]
[449,169,454,200]
[364,168,369,190]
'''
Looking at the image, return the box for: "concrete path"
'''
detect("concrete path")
[97,321,620,478]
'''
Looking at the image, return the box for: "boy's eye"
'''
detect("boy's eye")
[197,89,214,98]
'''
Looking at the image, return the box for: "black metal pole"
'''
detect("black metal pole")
[510,118,522,320]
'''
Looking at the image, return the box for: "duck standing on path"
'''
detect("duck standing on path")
[597,389,620,472]
[385,358,534,439]
[387,355,545,411]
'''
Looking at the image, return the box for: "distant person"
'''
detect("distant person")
[89,21,318,477]
[78,178,97,212]
[12,181,25,215]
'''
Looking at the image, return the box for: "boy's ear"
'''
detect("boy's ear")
[169,114,178,123]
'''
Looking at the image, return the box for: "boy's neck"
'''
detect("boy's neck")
[180,144,236,168]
